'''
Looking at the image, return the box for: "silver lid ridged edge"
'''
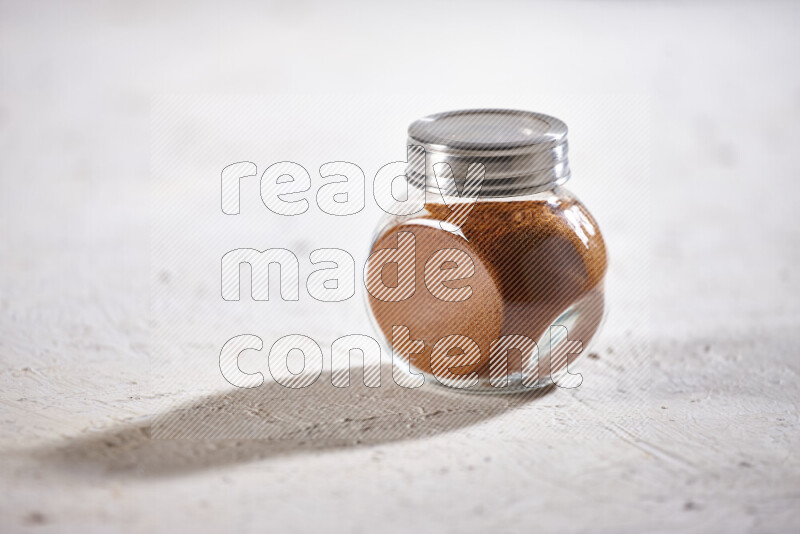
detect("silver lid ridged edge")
[405,109,570,197]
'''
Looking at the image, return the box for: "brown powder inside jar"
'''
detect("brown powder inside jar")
[366,194,607,382]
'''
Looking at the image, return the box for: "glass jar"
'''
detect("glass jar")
[365,109,607,392]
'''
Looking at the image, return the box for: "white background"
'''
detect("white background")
[1,1,799,532]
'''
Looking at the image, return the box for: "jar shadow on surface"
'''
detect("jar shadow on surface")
[24,364,555,479]
[24,110,605,478]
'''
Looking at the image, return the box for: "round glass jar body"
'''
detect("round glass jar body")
[365,185,607,393]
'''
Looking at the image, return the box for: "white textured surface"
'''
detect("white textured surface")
[1,1,799,532]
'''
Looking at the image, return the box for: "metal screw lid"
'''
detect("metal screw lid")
[406,109,570,197]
